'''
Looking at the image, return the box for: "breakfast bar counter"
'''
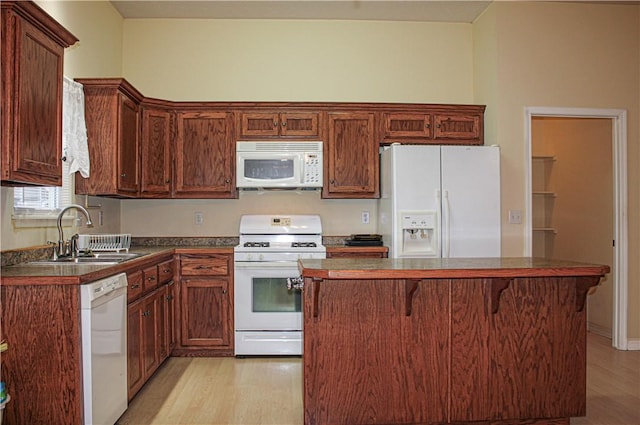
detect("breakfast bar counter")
[298,257,609,425]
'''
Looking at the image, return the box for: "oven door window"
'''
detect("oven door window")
[244,159,295,180]
[252,277,301,313]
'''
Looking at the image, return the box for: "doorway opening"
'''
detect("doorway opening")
[524,107,628,350]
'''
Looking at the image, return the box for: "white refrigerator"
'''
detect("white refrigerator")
[378,144,501,259]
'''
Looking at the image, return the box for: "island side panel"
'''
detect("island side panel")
[303,278,449,425]
[487,277,587,420]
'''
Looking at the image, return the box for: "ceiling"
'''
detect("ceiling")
[110,1,494,23]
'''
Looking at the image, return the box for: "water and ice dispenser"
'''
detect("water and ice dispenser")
[399,212,438,257]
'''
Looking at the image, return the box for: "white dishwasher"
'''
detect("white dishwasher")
[81,273,128,425]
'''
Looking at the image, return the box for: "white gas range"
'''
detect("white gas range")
[233,215,326,355]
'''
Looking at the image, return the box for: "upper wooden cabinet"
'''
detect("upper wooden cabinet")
[174,110,236,198]
[140,102,173,197]
[324,112,378,199]
[1,1,78,186]
[74,78,143,197]
[380,106,485,145]
[238,111,320,139]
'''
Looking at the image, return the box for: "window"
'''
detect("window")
[12,162,73,219]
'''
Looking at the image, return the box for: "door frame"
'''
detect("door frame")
[524,106,628,350]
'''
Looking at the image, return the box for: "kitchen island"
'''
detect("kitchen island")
[298,257,609,425]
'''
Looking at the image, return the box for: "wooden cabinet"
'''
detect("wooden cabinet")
[174,110,236,198]
[127,255,176,400]
[326,246,388,258]
[1,1,77,186]
[238,111,320,138]
[140,103,173,197]
[380,107,484,145]
[175,252,233,355]
[75,78,143,197]
[324,112,378,199]
[382,113,432,139]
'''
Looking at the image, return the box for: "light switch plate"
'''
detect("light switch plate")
[508,210,522,224]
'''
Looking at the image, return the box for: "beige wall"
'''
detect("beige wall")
[474,2,639,339]
[0,1,124,251]
[122,19,474,102]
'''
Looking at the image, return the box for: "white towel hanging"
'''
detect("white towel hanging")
[63,76,90,178]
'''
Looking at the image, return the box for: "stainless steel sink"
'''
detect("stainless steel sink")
[28,252,147,266]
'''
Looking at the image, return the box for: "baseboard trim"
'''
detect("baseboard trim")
[587,322,612,339]
[626,339,640,351]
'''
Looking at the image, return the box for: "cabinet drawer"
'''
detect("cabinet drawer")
[180,254,229,276]
[158,259,175,284]
[127,270,143,302]
[142,265,159,292]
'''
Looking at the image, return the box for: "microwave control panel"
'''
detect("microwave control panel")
[303,153,322,184]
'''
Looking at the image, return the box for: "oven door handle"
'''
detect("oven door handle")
[234,261,299,269]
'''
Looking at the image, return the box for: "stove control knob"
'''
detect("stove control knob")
[246,254,253,261]
[259,254,264,261]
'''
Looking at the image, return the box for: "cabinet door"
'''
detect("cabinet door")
[383,113,432,139]
[180,278,231,348]
[280,112,319,137]
[118,94,140,193]
[433,113,482,143]
[141,107,172,196]
[127,298,145,400]
[174,111,235,198]
[240,112,280,137]
[325,112,378,198]
[2,17,64,185]
[142,292,160,378]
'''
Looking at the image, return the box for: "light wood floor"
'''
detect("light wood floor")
[117,333,639,425]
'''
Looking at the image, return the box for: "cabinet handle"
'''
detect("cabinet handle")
[142,311,151,317]
[130,284,140,290]
[121,173,127,177]
[147,276,156,281]
[163,269,171,273]
[330,179,335,185]
[425,123,430,129]
[281,121,287,127]
[166,295,174,301]
[165,179,171,183]
[273,121,278,127]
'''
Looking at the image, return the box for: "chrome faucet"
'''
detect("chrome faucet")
[53,204,93,258]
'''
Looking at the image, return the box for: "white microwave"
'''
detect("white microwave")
[236,141,323,189]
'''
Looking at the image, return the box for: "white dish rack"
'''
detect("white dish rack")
[78,234,131,252]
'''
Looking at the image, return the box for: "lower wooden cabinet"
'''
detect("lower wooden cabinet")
[174,252,234,356]
[326,246,388,258]
[127,256,176,400]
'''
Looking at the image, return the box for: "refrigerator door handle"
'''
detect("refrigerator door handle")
[443,190,451,258]
[436,189,443,257]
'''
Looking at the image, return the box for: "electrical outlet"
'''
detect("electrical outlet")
[194,212,204,225]
[361,211,370,224]
[508,210,522,224]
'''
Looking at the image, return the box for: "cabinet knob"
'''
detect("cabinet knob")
[225,178,230,183]
[222,289,227,294]
[165,179,171,183]
[425,123,430,128]
[273,121,278,127]
[330,179,335,185]
[148,276,156,281]
[121,173,127,177]
[282,121,287,127]
[130,284,140,290]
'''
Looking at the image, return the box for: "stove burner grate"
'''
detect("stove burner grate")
[292,242,317,248]
[243,242,270,248]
